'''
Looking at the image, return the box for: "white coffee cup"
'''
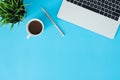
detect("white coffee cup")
[26,19,44,39]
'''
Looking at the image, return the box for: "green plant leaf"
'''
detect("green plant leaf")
[10,23,15,30]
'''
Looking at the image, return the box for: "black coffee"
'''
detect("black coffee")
[28,20,43,35]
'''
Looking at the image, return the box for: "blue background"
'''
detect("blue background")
[0,0,120,80]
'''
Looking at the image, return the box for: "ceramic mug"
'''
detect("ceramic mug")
[26,19,44,39]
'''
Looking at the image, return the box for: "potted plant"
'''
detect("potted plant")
[0,0,26,29]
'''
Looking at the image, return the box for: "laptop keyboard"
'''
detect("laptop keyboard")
[66,0,120,21]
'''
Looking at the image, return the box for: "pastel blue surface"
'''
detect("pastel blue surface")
[0,0,120,80]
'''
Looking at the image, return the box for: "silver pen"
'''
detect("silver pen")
[41,7,64,37]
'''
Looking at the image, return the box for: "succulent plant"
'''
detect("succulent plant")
[0,0,26,29]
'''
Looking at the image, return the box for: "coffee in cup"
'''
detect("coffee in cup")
[26,19,44,39]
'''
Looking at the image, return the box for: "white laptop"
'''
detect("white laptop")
[58,0,120,39]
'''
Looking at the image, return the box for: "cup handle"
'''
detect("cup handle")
[27,35,31,39]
